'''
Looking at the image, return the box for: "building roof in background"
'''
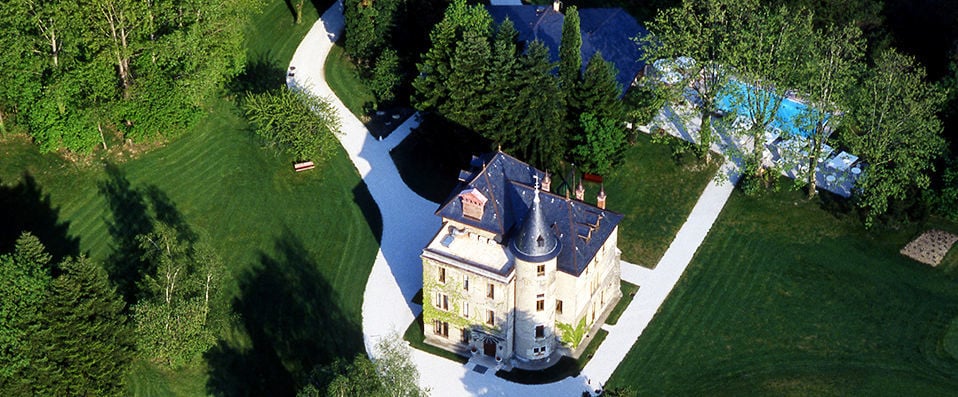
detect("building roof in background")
[436,152,622,276]
[487,5,648,94]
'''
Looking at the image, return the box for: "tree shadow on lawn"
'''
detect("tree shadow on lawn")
[229,53,287,97]
[0,173,79,262]
[98,163,196,303]
[205,229,363,396]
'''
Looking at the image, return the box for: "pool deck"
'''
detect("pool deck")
[654,99,859,198]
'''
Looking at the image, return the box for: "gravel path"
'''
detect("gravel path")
[286,2,739,394]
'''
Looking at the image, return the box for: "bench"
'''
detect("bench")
[583,173,603,184]
[294,161,315,172]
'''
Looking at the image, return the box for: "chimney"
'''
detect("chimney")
[553,0,561,13]
[574,180,585,201]
[597,184,607,209]
[542,172,551,192]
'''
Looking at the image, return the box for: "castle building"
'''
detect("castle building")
[421,151,622,369]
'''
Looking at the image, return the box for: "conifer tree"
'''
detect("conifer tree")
[578,51,626,122]
[413,0,492,113]
[482,18,521,142]
[511,41,566,170]
[34,256,132,397]
[445,29,492,131]
[559,5,582,105]
[0,233,52,394]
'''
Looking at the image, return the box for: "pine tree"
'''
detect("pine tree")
[510,41,566,170]
[578,51,625,121]
[0,233,53,394]
[34,256,133,396]
[559,5,582,105]
[413,0,492,113]
[482,18,521,142]
[445,28,492,131]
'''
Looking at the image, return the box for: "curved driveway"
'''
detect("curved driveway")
[286,2,738,395]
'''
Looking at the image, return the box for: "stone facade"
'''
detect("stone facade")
[421,152,622,369]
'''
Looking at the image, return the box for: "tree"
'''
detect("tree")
[413,0,492,113]
[132,222,231,368]
[244,87,342,162]
[642,0,745,163]
[793,23,864,197]
[558,5,582,105]
[572,112,628,175]
[371,48,402,106]
[725,4,813,179]
[0,0,256,153]
[34,256,133,396]
[508,41,566,170]
[577,52,626,122]
[300,334,428,397]
[844,49,947,226]
[444,28,492,131]
[481,18,521,141]
[0,233,52,393]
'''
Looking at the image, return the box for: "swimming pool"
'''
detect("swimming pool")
[716,80,826,139]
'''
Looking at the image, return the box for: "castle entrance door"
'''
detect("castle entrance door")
[483,340,496,357]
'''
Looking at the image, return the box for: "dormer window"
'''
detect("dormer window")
[459,188,488,220]
[536,235,545,247]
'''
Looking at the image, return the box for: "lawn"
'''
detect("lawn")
[324,43,376,120]
[584,133,720,267]
[607,186,958,395]
[1,1,379,395]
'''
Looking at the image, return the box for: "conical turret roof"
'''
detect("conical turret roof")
[511,189,560,261]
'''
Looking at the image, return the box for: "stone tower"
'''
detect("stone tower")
[510,184,560,362]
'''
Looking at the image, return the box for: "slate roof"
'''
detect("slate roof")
[436,152,623,276]
[486,5,648,94]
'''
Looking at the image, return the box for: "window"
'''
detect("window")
[460,328,470,343]
[434,292,448,310]
[535,325,545,338]
[487,283,495,299]
[464,275,469,291]
[434,320,448,337]
[537,264,545,277]
[556,300,563,314]
[462,302,470,318]
[438,267,446,283]
[533,346,546,355]
[536,294,545,312]
[486,310,495,326]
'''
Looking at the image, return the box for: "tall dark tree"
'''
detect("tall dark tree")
[509,41,566,170]
[577,52,626,121]
[445,28,492,131]
[34,256,132,396]
[559,5,582,105]
[0,233,52,394]
[482,18,521,141]
[413,0,492,113]
[344,0,400,69]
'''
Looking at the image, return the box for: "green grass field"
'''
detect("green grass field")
[1,1,378,395]
[324,43,376,119]
[607,186,958,395]
[586,134,720,267]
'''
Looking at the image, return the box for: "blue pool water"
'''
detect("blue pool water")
[716,80,825,138]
